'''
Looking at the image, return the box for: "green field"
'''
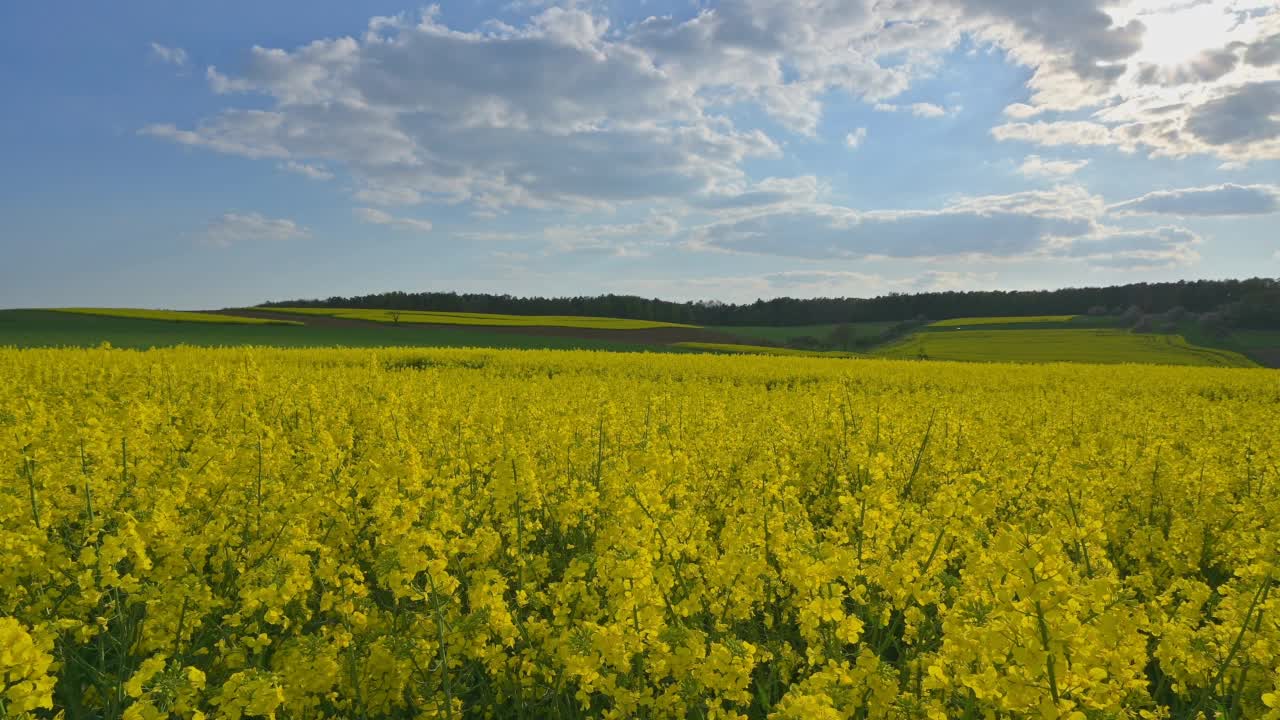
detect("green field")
[261,307,695,330]
[0,310,661,352]
[874,329,1256,367]
[8,308,1276,368]
[52,307,303,325]
[929,315,1079,328]
[672,342,857,357]
[712,322,898,344]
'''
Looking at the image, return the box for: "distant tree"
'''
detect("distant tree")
[1132,315,1155,333]
[260,277,1280,329]
[1121,305,1144,325]
[389,311,402,324]
[1087,305,1109,316]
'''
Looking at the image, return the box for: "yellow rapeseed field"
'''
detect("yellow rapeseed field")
[2,346,1278,719]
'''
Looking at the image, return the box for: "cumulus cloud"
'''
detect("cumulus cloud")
[1185,81,1280,148]
[874,102,953,117]
[354,207,433,232]
[1248,33,1280,67]
[150,43,188,67]
[763,270,883,290]
[1109,183,1280,216]
[144,8,779,214]
[540,214,679,257]
[455,213,680,257]
[1054,226,1202,269]
[278,160,334,181]
[1017,155,1090,178]
[146,0,1252,213]
[199,212,309,247]
[144,0,1280,221]
[1134,48,1240,86]
[990,2,1280,165]
[692,187,1101,261]
[845,128,867,149]
[910,270,1000,291]
[694,176,823,212]
[690,184,1198,270]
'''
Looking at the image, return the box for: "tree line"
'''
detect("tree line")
[261,277,1280,328]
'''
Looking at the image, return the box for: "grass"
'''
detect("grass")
[259,307,697,330]
[53,308,303,325]
[673,342,857,358]
[712,322,898,344]
[0,310,665,352]
[874,329,1256,367]
[930,315,1079,328]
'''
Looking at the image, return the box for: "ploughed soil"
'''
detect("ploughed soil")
[206,309,760,347]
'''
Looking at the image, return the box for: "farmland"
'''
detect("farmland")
[875,328,1257,367]
[672,341,856,357]
[0,310,662,353]
[2,345,1277,718]
[51,308,303,325]
[929,315,1078,327]
[707,323,898,345]
[255,307,696,330]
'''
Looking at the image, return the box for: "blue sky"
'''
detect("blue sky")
[2,0,1278,308]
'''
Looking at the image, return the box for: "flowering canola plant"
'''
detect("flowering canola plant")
[1,346,1277,719]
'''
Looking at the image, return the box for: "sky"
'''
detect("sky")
[2,0,1279,309]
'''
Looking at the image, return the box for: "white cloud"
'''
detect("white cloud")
[910,270,1000,291]
[1003,103,1042,119]
[690,184,1198,270]
[989,2,1280,165]
[144,9,779,214]
[845,127,868,149]
[143,1,1280,219]
[694,175,823,212]
[874,102,954,117]
[1053,226,1202,269]
[763,270,884,292]
[541,214,678,257]
[1017,155,1090,178]
[278,160,334,181]
[692,186,1102,261]
[199,212,309,247]
[150,43,188,68]
[1109,183,1280,216]
[354,207,433,233]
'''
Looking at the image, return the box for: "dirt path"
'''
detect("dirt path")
[206,309,761,346]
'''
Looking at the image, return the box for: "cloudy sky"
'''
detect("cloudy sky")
[3,0,1279,308]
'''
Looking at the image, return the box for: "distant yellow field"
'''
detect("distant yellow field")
[261,307,696,330]
[930,315,1078,327]
[52,308,302,325]
[673,341,856,357]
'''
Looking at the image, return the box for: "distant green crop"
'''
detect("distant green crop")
[875,329,1255,367]
[52,308,302,325]
[930,315,1078,327]
[673,342,857,357]
[261,307,698,330]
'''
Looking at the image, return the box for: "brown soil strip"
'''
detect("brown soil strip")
[205,309,761,346]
